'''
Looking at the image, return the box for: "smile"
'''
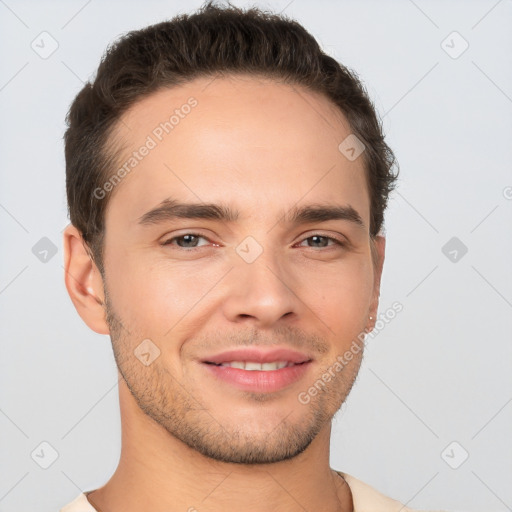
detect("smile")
[205,360,306,371]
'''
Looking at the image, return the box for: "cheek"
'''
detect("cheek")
[105,254,225,337]
[303,256,374,333]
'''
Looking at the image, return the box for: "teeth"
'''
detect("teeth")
[219,361,290,371]
[245,362,262,371]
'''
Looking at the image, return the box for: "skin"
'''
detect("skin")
[64,74,385,512]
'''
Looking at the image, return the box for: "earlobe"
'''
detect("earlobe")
[63,224,110,335]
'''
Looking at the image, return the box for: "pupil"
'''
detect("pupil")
[182,235,197,247]
[311,236,327,247]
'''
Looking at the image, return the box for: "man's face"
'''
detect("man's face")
[100,75,383,464]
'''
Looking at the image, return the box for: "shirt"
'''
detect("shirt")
[59,471,444,511]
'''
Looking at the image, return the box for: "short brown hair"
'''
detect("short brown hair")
[64,0,398,272]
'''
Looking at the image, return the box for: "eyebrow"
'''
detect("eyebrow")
[138,198,365,230]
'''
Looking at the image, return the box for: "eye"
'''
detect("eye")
[296,234,346,249]
[162,233,211,249]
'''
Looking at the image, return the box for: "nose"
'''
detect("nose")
[221,248,300,328]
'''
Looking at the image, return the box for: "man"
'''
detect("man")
[60,2,439,511]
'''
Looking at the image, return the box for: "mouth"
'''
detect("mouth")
[200,348,313,393]
[204,360,308,370]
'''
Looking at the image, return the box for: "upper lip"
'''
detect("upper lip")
[202,348,313,365]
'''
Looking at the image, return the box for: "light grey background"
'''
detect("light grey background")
[1,1,511,511]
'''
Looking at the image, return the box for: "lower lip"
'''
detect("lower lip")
[202,362,312,393]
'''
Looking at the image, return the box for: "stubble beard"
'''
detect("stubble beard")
[104,290,363,465]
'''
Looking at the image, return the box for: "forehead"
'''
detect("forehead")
[106,74,369,227]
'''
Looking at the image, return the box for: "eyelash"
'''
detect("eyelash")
[161,233,347,251]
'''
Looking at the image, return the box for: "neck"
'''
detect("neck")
[86,378,353,512]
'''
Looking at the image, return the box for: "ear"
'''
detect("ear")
[63,224,110,335]
[367,235,386,331]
